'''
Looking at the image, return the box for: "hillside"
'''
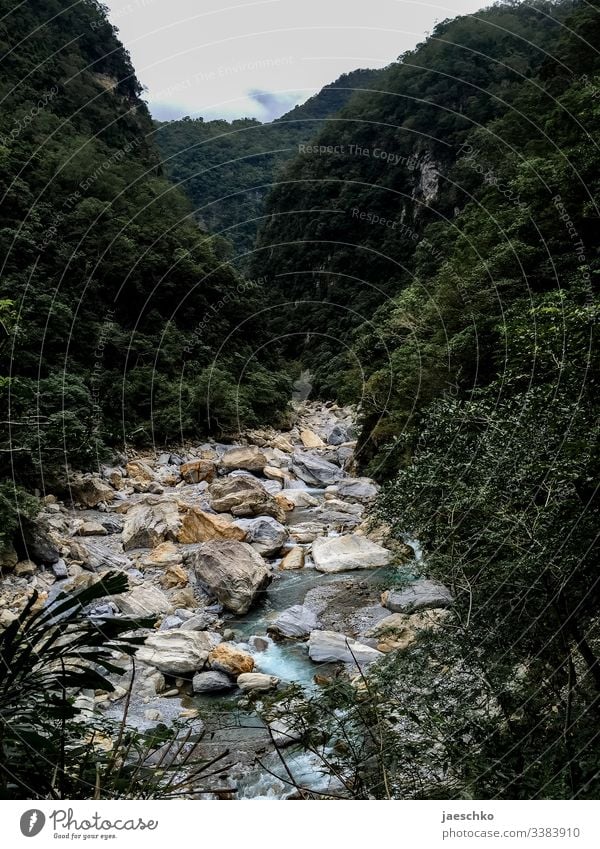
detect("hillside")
[153,68,380,256]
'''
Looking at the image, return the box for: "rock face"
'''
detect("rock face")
[183,540,271,614]
[122,499,180,550]
[279,547,305,571]
[137,631,214,676]
[308,630,384,665]
[220,445,267,472]
[68,475,115,507]
[192,670,234,693]
[381,579,453,613]
[311,534,392,573]
[208,476,282,520]
[178,507,246,544]
[333,478,378,503]
[233,516,288,556]
[237,672,279,692]
[180,459,216,484]
[291,451,345,487]
[268,604,317,639]
[208,643,254,676]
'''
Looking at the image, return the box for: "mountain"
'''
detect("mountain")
[153,68,380,256]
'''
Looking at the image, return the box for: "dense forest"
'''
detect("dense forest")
[153,68,379,256]
[0,0,597,802]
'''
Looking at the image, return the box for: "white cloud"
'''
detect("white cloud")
[104,0,487,121]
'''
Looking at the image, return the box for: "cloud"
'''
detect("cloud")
[246,89,306,122]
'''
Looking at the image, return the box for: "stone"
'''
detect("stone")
[288,523,325,544]
[269,718,302,747]
[272,435,294,453]
[312,534,392,573]
[0,609,18,628]
[192,670,234,693]
[68,475,115,508]
[381,580,453,613]
[268,604,317,639]
[76,520,108,536]
[100,515,124,534]
[292,451,345,487]
[366,609,450,652]
[314,499,364,527]
[0,545,18,571]
[180,459,216,484]
[220,445,267,473]
[141,540,181,568]
[160,615,183,630]
[183,540,271,614]
[115,584,171,617]
[137,631,215,676]
[177,507,246,544]
[263,465,290,483]
[333,478,378,503]
[274,493,295,513]
[327,424,349,445]
[121,499,181,550]
[126,460,154,482]
[104,468,124,489]
[68,539,132,573]
[170,587,197,609]
[279,546,305,571]
[233,516,288,556]
[237,672,279,693]
[180,613,218,631]
[208,475,283,520]
[208,643,254,676]
[14,560,37,577]
[308,630,384,666]
[300,428,325,449]
[159,564,189,589]
[16,515,60,564]
[281,489,319,508]
[52,558,68,579]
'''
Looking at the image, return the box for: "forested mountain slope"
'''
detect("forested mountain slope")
[154,68,379,255]
[0,0,289,511]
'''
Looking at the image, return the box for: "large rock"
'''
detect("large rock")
[68,474,115,508]
[115,585,171,617]
[183,540,271,614]
[308,630,384,666]
[137,631,215,675]
[208,643,254,676]
[292,451,345,487]
[126,460,154,482]
[237,672,279,693]
[381,579,453,613]
[178,507,246,544]
[314,499,364,527]
[288,523,326,543]
[366,609,450,652]
[268,604,317,639]
[282,489,319,508]
[272,435,294,453]
[300,428,325,449]
[311,534,392,573]
[332,478,378,503]
[192,670,235,693]
[180,459,216,484]
[233,516,288,556]
[208,476,283,520]
[16,515,60,564]
[122,499,180,550]
[220,445,267,472]
[279,546,305,570]
[327,424,350,445]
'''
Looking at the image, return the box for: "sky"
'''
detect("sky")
[103,0,488,122]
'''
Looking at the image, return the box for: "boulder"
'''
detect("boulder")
[192,670,235,693]
[159,564,189,589]
[308,630,384,666]
[288,523,325,543]
[292,451,345,487]
[220,445,267,473]
[180,612,219,631]
[272,435,294,453]
[137,631,215,676]
[269,718,302,747]
[314,499,364,527]
[183,540,271,614]
[279,547,305,571]
[208,643,254,676]
[126,460,154,482]
[333,478,378,503]
[366,609,450,652]
[180,459,216,484]
[140,540,181,568]
[68,475,115,508]
[268,604,317,639]
[381,579,453,613]
[178,507,246,544]
[281,489,319,508]
[312,534,392,573]
[76,520,108,536]
[14,560,37,577]
[237,672,279,693]
[68,539,132,572]
[115,585,171,617]
[263,465,290,483]
[327,424,349,445]
[0,545,18,571]
[233,516,288,556]
[16,515,60,564]
[274,493,295,513]
[121,499,181,550]
[208,475,283,520]
[300,428,325,449]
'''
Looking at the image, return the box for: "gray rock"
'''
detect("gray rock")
[308,630,384,666]
[208,475,283,520]
[233,516,288,556]
[121,499,180,550]
[180,612,219,631]
[159,615,184,630]
[137,630,216,676]
[333,478,379,503]
[268,604,318,639]
[17,515,60,564]
[311,534,392,573]
[183,540,272,614]
[192,670,235,693]
[236,672,279,693]
[115,584,171,617]
[52,558,68,579]
[382,579,453,613]
[291,451,345,487]
[220,445,267,473]
[327,424,349,445]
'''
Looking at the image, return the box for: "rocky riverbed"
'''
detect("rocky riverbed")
[0,401,453,798]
